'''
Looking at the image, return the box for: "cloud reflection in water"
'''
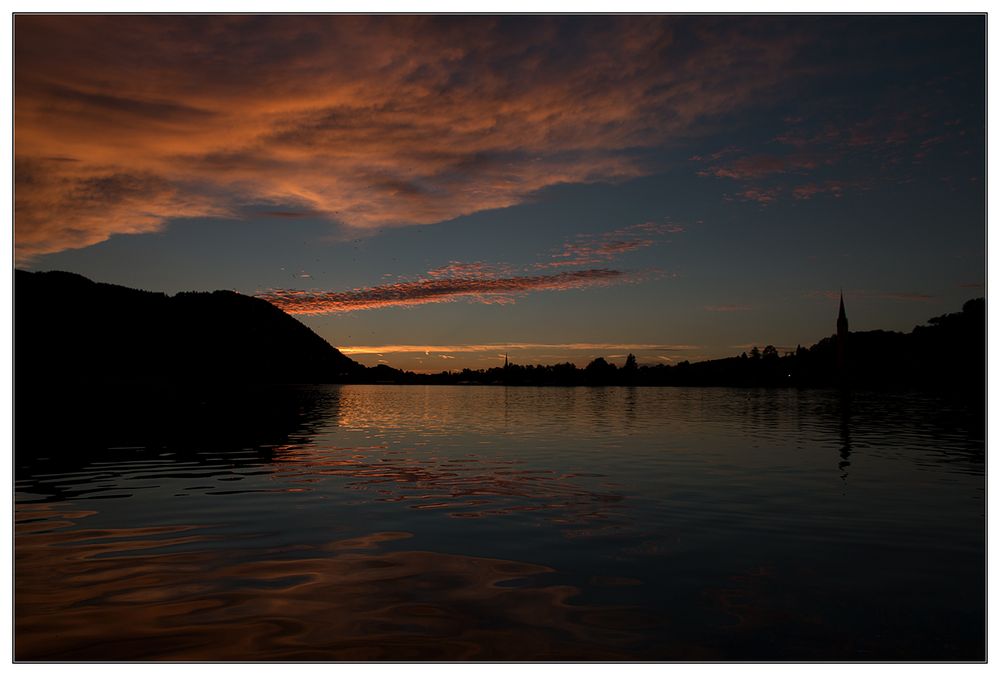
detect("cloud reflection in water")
[16,505,656,660]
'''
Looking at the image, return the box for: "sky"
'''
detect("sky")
[14,15,985,372]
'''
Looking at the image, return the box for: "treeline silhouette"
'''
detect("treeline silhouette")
[377,298,985,392]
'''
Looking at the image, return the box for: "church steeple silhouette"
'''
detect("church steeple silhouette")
[837,290,849,378]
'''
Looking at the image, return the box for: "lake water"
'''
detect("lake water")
[15,385,985,661]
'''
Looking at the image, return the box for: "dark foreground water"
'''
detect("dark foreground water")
[15,385,984,661]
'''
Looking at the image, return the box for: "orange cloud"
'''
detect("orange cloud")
[339,342,700,355]
[697,153,821,180]
[15,16,806,261]
[693,86,975,207]
[257,221,675,315]
[426,261,515,278]
[792,180,857,200]
[729,187,780,205]
[541,221,684,268]
[259,268,638,315]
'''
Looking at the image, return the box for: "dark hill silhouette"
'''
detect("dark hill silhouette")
[16,270,372,457]
[16,269,362,387]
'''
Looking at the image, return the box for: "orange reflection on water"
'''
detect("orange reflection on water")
[267,443,626,533]
[16,504,655,661]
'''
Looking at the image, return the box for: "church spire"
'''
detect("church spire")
[837,290,848,381]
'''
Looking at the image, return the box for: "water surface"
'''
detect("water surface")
[15,385,985,660]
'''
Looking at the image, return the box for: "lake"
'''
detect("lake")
[14,385,985,661]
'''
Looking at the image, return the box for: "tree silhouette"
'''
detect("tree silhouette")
[621,353,638,384]
[584,357,617,384]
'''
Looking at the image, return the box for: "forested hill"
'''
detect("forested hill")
[15,269,363,386]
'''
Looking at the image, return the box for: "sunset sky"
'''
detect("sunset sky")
[14,15,985,371]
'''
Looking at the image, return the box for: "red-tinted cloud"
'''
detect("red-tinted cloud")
[15,16,807,261]
[693,75,980,206]
[697,154,820,180]
[426,261,515,278]
[729,187,780,205]
[541,221,683,268]
[260,221,674,315]
[340,342,700,354]
[259,268,636,315]
[792,181,849,200]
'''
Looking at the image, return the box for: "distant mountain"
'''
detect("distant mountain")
[15,269,363,388]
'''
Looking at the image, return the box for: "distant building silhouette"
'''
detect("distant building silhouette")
[837,291,849,377]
